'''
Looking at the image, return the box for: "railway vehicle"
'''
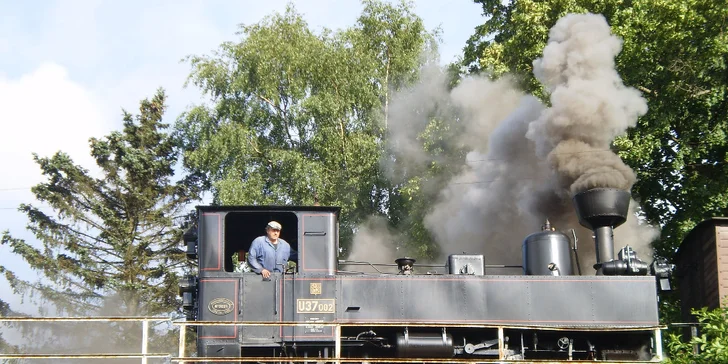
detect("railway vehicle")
[178,187,674,362]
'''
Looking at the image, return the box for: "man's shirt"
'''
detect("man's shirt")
[247,236,291,273]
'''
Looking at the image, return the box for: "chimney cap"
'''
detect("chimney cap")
[573,188,630,229]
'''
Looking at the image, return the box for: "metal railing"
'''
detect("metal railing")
[171,320,665,363]
[0,316,171,363]
[1,316,666,363]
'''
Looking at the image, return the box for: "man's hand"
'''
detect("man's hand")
[261,269,271,279]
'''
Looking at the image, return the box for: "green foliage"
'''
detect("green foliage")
[666,305,728,363]
[176,0,440,254]
[386,110,469,260]
[464,0,728,259]
[0,89,197,352]
[0,298,19,356]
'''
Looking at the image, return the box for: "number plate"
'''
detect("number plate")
[296,299,335,314]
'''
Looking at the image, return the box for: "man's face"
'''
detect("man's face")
[266,227,281,241]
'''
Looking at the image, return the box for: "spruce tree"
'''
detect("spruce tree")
[1,89,197,355]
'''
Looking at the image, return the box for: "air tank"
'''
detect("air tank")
[523,220,574,276]
[395,332,454,358]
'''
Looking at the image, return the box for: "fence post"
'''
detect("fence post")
[654,328,664,361]
[498,326,505,359]
[141,319,149,364]
[335,324,341,364]
[179,323,186,364]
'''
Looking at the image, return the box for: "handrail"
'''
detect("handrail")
[168,358,655,363]
[171,320,665,330]
[0,354,171,359]
[0,316,171,363]
[0,316,665,363]
[0,316,169,322]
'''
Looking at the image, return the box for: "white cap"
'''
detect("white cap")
[267,221,282,230]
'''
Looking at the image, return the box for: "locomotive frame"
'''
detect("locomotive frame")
[179,189,671,362]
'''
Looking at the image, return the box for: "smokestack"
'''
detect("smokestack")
[572,188,630,268]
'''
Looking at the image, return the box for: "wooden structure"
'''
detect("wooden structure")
[675,217,728,322]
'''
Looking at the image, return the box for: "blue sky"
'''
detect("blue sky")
[0,0,485,313]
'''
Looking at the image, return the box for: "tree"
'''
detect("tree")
[666,305,728,363]
[346,0,453,259]
[176,0,438,253]
[463,0,728,260]
[0,89,197,354]
[0,298,17,352]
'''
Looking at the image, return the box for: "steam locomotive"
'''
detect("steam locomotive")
[179,187,673,362]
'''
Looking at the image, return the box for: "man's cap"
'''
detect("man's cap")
[267,221,282,230]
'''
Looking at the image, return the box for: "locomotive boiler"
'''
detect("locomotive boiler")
[179,187,673,362]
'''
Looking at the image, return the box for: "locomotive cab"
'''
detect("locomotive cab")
[223,210,301,272]
[192,205,340,275]
[184,205,341,359]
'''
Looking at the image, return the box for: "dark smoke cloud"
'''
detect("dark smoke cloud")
[548,140,637,194]
[528,13,648,194]
[361,13,659,271]
[423,94,554,267]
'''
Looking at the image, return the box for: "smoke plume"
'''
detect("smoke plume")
[528,13,648,194]
[345,216,400,273]
[367,13,659,272]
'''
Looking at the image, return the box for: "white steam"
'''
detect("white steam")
[345,216,400,273]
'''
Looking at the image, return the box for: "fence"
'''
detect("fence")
[0,317,665,363]
[0,316,170,363]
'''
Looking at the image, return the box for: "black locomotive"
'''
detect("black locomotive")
[179,188,673,362]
